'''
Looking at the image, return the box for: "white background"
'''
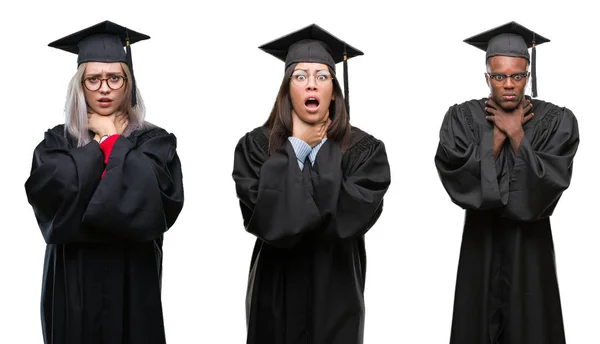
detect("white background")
[1,1,598,343]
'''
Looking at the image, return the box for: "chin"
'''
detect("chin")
[91,107,115,116]
[493,97,520,112]
[297,111,327,124]
[499,103,518,112]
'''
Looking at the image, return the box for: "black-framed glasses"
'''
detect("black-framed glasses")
[486,72,529,83]
[82,75,128,91]
[290,70,334,87]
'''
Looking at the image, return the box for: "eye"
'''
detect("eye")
[109,75,121,81]
[493,74,505,81]
[512,74,524,81]
[316,74,329,82]
[293,74,307,81]
[87,77,99,83]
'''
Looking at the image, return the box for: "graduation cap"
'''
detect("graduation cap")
[464,21,549,97]
[48,20,150,106]
[259,24,363,116]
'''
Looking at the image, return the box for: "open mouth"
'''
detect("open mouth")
[305,97,320,112]
[98,98,113,107]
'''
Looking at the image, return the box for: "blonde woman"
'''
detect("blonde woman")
[24,21,184,344]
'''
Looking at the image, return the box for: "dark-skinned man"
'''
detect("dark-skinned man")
[435,22,579,344]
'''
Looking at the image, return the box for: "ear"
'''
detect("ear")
[331,95,336,101]
[484,73,490,88]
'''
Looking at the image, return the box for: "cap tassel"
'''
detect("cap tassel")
[125,31,137,107]
[343,44,350,118]
[531,33,537,98]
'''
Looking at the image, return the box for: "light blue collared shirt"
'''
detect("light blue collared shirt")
[288,137,328,170]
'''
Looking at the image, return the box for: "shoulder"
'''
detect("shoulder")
[531,98,575,118]
[530,99,577,130]
[42,124,75,147]
[454,98,486,119]
[440,99,486,127]
[237,126,270,153]
[48,124,66,135]
[346,126,385,157]
[128,122,177,148]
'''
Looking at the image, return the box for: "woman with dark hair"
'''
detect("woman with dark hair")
[232,24,391,344]
[24,21,184,344]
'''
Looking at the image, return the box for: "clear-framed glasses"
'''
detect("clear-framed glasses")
[290,70,334,87]
[82,75,128,91]
[486,72,529,83]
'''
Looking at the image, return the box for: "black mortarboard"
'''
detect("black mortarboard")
[259,24,363,116]
[464,21,550,97]
[48,21,150,106]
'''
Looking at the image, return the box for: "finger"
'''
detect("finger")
[485,101,498,111]
[523,113,535,124]
[520,97,527,106]
[485,116,495,122]
[524,102,534,113]
[486,98,499,107]
[484,106,497,115]
[484,102,496,111]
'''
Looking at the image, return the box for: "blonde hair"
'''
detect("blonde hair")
[64,62,147,146]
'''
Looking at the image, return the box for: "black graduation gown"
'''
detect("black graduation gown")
[435,98,579,344]
[232,126,391,344]
[24,124,184,344]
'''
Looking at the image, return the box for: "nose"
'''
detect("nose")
[98,79,111,93]
[503,77,515,89]
[305,75,317,90]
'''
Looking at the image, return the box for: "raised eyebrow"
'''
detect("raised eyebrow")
[292,69,330,73]
[84,72,124,78]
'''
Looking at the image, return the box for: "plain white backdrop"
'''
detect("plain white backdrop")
[1,1,598,343]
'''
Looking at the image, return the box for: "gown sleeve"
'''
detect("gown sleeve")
[308,133,391,239]
[24,125,106,244]
[232,128,321,248]
[435,104,508,210]
[501,106,579,221]
[82,127,184,241]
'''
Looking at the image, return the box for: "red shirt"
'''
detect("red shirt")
[99,134,119,178]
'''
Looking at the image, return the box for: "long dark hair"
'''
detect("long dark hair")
[264,63,351,153]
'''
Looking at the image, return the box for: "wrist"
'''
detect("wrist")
[506,128,523,140]
[98,130,118,138]
[99,134,116,144]
[493,125,507,138]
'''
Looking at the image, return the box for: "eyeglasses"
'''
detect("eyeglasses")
[82,75,128,91]
[290,71,334,87]
[486,72,529,83]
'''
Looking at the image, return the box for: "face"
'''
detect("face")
[486,56,529,111]
[83,62,128,116]
[289,62,335,124]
